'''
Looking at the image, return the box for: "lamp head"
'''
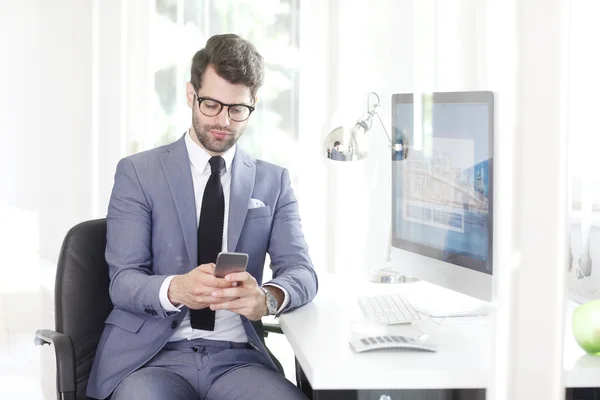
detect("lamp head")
[323,92,389,162]
[323,123,370,162]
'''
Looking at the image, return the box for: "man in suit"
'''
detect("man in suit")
[86,34,318,400]
[330,141,344,161]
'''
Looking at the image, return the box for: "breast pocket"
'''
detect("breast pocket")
[105,308,147,333]
[246,206,272,220]
[238,207,272,255]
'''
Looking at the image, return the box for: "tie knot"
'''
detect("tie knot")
[208,156,225,174]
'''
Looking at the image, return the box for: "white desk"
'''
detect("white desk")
[279,273,600,397]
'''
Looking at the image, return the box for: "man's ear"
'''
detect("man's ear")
[252,96,259,107]
[186,82,196,109]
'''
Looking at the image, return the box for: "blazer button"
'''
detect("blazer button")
[171,321,177,329]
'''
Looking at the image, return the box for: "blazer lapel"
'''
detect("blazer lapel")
[228,148,255,252]
[159,135,197,269]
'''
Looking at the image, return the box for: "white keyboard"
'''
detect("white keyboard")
[358,294,422,325]
[349,335,437,353]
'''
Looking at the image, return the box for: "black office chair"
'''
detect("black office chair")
[35,218,284,400]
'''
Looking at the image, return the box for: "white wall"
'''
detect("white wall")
[317,0,414,276]
[0,0,131,266]
[37,0,96,261]
[0,0,42,269]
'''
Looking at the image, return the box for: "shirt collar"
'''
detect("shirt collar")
[185,129,236,174]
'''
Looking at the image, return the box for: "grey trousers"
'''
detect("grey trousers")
[110,338,307,400]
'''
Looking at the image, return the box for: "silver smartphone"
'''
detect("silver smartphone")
[214,252,248,278]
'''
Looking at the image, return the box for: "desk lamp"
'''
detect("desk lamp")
[322,92,417,284]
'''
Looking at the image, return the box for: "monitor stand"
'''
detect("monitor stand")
[370,238,420,284]
[369,267,419,284]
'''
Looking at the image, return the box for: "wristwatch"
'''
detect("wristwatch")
[261,287,278,316]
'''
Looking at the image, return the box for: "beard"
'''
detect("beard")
[192,107,245,154]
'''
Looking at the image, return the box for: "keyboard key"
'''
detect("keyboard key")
[379,296,392,311]
[358,294,420,325]
[370,298,384,314]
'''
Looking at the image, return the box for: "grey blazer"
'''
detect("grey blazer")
[86,135,318,399]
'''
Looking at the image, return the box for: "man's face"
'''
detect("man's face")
[187,65,255,155]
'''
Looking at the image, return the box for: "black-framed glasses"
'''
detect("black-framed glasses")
[194,93,255,122]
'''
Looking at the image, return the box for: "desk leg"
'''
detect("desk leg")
[295,357,358,400]
[295,357,311,398]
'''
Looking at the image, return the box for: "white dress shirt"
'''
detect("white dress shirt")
[158,130,288,343]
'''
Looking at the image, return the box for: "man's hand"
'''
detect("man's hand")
[209,272,277,321]
[168,263,238,310]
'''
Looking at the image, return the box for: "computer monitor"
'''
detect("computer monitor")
[391,91,494,303]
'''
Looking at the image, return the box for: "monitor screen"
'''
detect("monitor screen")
[392,92,494,275]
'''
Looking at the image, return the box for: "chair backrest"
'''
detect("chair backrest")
[54,218,282,399]
[55,218,112,400]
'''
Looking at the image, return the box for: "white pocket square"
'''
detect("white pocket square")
[249,198,266,209]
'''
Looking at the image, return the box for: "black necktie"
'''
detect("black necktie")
[190,156,225,331]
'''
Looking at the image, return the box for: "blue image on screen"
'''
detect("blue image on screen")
[392,101,491,269]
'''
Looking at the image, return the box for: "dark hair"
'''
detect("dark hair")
[334,141,340,147]
[190,34,264,99]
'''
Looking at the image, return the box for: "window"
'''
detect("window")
[128,0,300,173]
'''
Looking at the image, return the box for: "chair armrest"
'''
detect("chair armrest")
[34,329,77,395]
[263,321,283,335]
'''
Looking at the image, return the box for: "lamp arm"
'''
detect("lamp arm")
[366,92,392,145]
[375,113,392,145]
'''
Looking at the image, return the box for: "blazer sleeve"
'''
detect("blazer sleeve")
[264,168,318,315]
[105,157,171,318]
